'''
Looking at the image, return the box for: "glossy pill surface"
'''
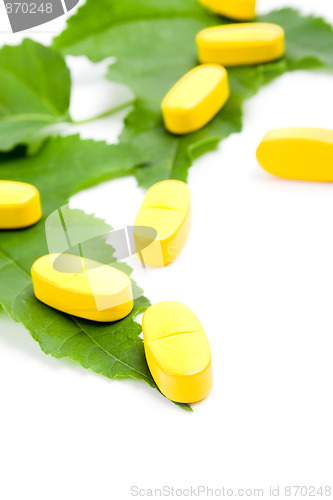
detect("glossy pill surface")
[199,0,256,20]
[32,254,133,322]
[161,64,229,134]
[134,180,191,267]
[257,128,333,182]
[197,23,285,66]
[142,302,213,403]
[0,181,42,229]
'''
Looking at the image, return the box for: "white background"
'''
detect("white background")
[1,1,333,499]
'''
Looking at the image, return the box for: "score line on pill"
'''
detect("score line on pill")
[143,301,213,403]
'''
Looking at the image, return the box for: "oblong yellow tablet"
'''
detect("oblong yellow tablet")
[134,180,191,267]
[197,23,285,66]
[142,302,213,403]
[31,253,133,322]
[161,64,230,134]
[0,180,42,229]
[257,128,333,182]
[199,0,256,20]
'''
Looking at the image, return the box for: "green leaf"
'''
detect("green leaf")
[0,39,71,152]
[0,136,192,411]
[54,2,333,187]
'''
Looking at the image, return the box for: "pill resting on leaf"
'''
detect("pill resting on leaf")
[196,23,285,66]
[142,301,213,403]
[134,180,191,267]
[31,254,133,322]
[256,128,333,181]
[0,180,42,229]
[161,64,230,134]
[199,0,256,21]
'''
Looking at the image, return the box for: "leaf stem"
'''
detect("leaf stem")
[72,99,135,125]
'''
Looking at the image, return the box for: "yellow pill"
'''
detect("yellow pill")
[142,301,213,403]
[31,253,133,322]
[197,23,285,66]
[0,180,42,229]
[161,64,230,134]
[134,180,191,267]
[199,0,256,20]
[257,128,333,182]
